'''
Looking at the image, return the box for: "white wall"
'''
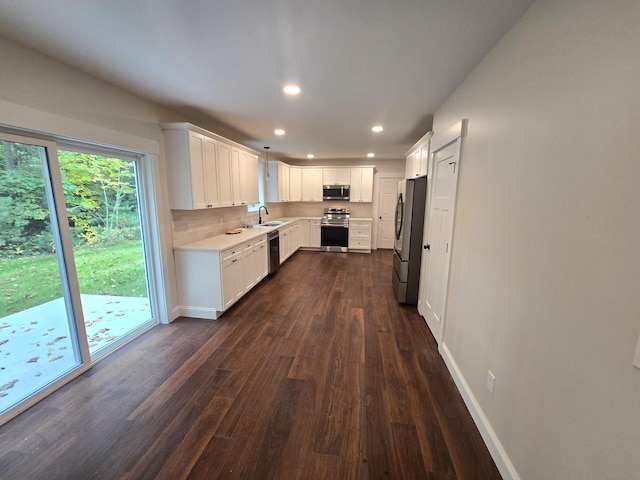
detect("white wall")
[431,1,640,478]
[0,35,184,321]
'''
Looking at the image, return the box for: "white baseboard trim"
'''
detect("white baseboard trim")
[168,305,182,323]
[440,342,520,480]
[179,305,221,320]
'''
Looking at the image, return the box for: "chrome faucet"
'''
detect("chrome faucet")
[258,205,269,224]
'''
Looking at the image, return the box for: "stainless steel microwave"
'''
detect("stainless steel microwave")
[322,185,350,201]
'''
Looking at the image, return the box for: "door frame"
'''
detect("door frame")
[418,120,467,345]
[373,173,404,249]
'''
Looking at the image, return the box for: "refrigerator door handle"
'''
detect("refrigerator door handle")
[395,193,403,240]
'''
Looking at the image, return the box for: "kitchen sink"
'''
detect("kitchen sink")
[260,221,285,227]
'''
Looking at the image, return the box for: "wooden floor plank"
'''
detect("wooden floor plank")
[0,249,500,480]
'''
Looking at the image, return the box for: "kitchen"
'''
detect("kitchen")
[164,120,393,319]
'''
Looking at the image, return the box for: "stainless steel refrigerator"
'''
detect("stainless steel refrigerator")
[392,176,427,304]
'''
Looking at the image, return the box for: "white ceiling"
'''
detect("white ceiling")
[0,0,534,161]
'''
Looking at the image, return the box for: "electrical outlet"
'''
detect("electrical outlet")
[486,371,496,395]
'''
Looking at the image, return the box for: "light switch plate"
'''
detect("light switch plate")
[633,333,640,370]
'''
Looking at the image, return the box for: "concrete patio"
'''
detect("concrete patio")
[0,294,152,413]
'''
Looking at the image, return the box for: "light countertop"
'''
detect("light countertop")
[174,216,372,252]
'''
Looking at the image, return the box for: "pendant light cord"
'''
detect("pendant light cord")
[264,146,270,178]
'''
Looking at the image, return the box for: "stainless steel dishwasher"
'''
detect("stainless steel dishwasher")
[268,229,280,274]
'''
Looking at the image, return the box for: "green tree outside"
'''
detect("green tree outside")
[0,142,148,317]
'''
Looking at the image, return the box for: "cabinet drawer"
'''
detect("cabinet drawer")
[349,238,370,249]
[349,221,371,228]
[254,235,267,247]
[222,245,243,262]
[349,227,371,237]
[241,240,256,252]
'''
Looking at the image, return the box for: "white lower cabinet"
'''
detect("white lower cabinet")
[279,222,300,262]
[299,219,310,246]
[222,251,245,310]
[174,234,268,319]
[299,219,321,248]
[244,237,268,289]
[349,220,372,252]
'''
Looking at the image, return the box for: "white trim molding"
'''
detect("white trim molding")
[431,119,468,152]
[0,99,161,155]
[440,342,520,480]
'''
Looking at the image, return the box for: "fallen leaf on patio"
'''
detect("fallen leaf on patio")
[27,357,39,363]
[0,340,7,346]
[0,379,18,391]
[49,355,63,362]
[30,321,38,325]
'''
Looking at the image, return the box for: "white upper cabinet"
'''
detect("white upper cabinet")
[289,166,302,201]
[233,148,259,206]
[350,167,374,202]
[266,160,290,202]
[216,141,234,207]
[323,167,351,185]
[405,131,432,179]
[163,129,219,210]
[245,153,259,205]
[162,123,259,210]
[301,168,323,202]
[266,162,372,204]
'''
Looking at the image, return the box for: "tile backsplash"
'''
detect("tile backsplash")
[171,201,372,246]
[285,201,372,218]
[171,204,286,246]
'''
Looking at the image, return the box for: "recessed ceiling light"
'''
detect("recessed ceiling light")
[367,153,375,158]
[274,129,285,135]
[306,154,314,159]
[371,125,384,133]
[283,85,301,95]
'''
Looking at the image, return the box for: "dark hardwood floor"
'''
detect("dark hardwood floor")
[0,250,500,479]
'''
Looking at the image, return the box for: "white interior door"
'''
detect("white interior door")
[419,138,461,345]
[376,177,401,249]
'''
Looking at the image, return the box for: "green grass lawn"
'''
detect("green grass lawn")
[0,241,148,317]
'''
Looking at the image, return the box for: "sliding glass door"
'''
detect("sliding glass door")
[0,133,157,421]
[0,136,85,414]
[58,148,153,358]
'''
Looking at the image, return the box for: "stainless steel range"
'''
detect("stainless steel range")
[321,207,350,252]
